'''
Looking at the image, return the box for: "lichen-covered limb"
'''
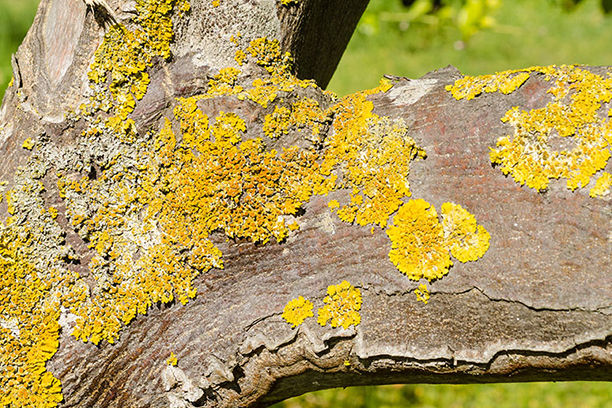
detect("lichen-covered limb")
[0,0,610,407]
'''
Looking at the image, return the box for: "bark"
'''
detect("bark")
[0,1,610,408]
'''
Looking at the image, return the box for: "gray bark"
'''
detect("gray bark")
[0,1,609,407]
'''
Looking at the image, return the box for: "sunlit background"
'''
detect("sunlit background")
[0,0,610,406]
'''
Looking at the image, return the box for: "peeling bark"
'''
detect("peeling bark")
[0,1,610,407]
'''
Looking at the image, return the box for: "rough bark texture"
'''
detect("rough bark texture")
[0,1,610,408]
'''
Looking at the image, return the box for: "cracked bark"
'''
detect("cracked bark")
[0,1,610,407]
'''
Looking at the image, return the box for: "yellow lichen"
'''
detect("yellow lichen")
[441,202,491,263]
[3,36,434,359]
[246,37,286,74]
[235,49,247,65]
[0,226,64,407]
[414,283,430,304]
[1,1,191,404]
[317,280,362,329]
[280,0,299,5]
[166,352,178,366]
[47,207,58,220]
[327,199,340,210]
[321,78,424,230]
[2,19,489,404]
[22,137,35,150]
[387,199,489,281]
[387,199,452,281]
[282,295,314,327]
[448,65,612,193]
[202,37,317,111]
[325,112,425,228]
[263,105,292,139]
[83,0,190,141]
[207,67,243,97]
[446,70,531,100]
[590,171,611,197]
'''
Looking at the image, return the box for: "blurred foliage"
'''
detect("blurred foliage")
[328,0,612,95]
[0,1,611,406]
[387,0,612,41]
[361,0,501,41]
[551,0,612,12]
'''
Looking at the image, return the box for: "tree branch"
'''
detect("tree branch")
[0,1,609,407]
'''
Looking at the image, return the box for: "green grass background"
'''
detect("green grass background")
[0,0,610,406]
[328,0,612,95]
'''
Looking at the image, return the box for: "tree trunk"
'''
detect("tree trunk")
[0,1,609,407]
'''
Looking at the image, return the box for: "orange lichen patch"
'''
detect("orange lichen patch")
[159,103,330,244]
[282,295,314,327]
[290,98,329,136]
[323,84,425,228]
[414,283,430,304]
[331,116,425,227]
[206,67,243,97]
[262,97,330,141]
[234,49,247,65]
[317,280,362,329]
[202,37,318,111]
[174,96,209,148]
[0,226,64,407]
[246,37,287,74]
[589,172,611,197]
[238,78,279,108]
[387,199,452,281]
[448,65,612,193]
[62,92,339,344]
[387,199,489,281]
[167,352,178,366]
[59,150,223,344]
[441,202,490,263]
[263,106,292,139]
